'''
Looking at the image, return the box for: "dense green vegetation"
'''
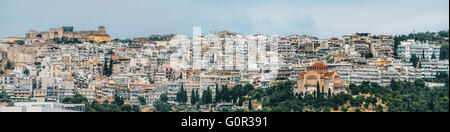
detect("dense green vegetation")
[61,94,140,112]
[257,79,448,112]
[102,54,114,77]
[0,88,13,106]
[363,52,374,59]
[410,54,420,68]
[154,93,172,112]
[175,83,255,107]
[53,37,82,44]
[15,40,25,45]
[201,87,213,105]
[62,76,449,112]
[165,78,449,112]
[138,96,147,105]
[175,84,188,104]
[440,43,449,60]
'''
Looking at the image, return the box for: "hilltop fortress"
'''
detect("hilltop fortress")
[25,26,110,42]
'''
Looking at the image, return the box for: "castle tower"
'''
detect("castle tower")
[98,26,106,35]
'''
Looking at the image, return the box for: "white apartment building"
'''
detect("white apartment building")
[397,39,441,60]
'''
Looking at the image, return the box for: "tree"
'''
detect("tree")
[440,44,449,60]
[341,106,349,112]
[190,89,197,105]
[206,87,212,104]
[266,81,297,110]
[349,83,358,95]
[102,57,113,77]
[437,30,449,38]
[248,99,253,111]
[321,85,325,98]
[138,96,147,105]
[249,88,264,101]
[103,57,108,76]
[422,49,426,60]
[154,93,171,112]
[328,88,332,98]
[364,52,374,59]
[376,105,384,112]
[221,85,230,102]
[108,57,114,76]
[316,82,320,98]
[431,52,436,59]
[23,69,30,76]
[176,84,187,104]
[195,89,199,105]
[231,84,246,105]
[215,84,220,103]
[390,79,400,91]
[0,87,9,101]
[351,96,365,107]
[121,105,133,112]
[15,40,25,45]
[201,87,213,104]
[107,50,114,55]
[113,94,124,106]
[61,94,88,104]
[5,61,13,70]
[243,83,255,95]
[410,54,419,68]
[160,92,168,103]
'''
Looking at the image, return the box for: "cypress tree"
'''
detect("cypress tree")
[103,58,108,76]
[190,89,196,105]
[182,87,188,104]
[248,99,253,111]
[316,82,320,98]
[431,52,436,59]
[215,83,220,103]
[177,84,187,104]
[321,85,324,98]
[195,89,199,105]
[201,90,207,104]
[422,49,426,60]
[206,87,212,104]
[313,91,316,99]
[222,85,229,102]
[108,57,113,77]
[328,88,332,98]
[410,54,419,68]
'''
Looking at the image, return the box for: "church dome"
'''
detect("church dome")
[308,62,328,71]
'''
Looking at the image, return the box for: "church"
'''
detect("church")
[296,62,347,96]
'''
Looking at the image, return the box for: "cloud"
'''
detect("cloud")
[0,0,448,39]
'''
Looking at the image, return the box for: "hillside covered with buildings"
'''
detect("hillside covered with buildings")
[0,27,448,112]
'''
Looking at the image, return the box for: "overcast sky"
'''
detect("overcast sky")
[0,0,448,39]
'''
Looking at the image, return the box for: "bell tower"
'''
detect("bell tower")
[98,26,106,35]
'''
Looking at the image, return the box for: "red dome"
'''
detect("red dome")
[311,62,326,68]
[308,62,328,71]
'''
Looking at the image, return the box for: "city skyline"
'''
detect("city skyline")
[1,0,449,40]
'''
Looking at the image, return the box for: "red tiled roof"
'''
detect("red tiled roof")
[311,62,326,68]
[4,36,24,39]
[324,72,334,76]
[96,99,115,103]
[111,55,120,60]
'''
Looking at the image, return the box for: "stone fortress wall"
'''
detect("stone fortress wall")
[26,26,107,41]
